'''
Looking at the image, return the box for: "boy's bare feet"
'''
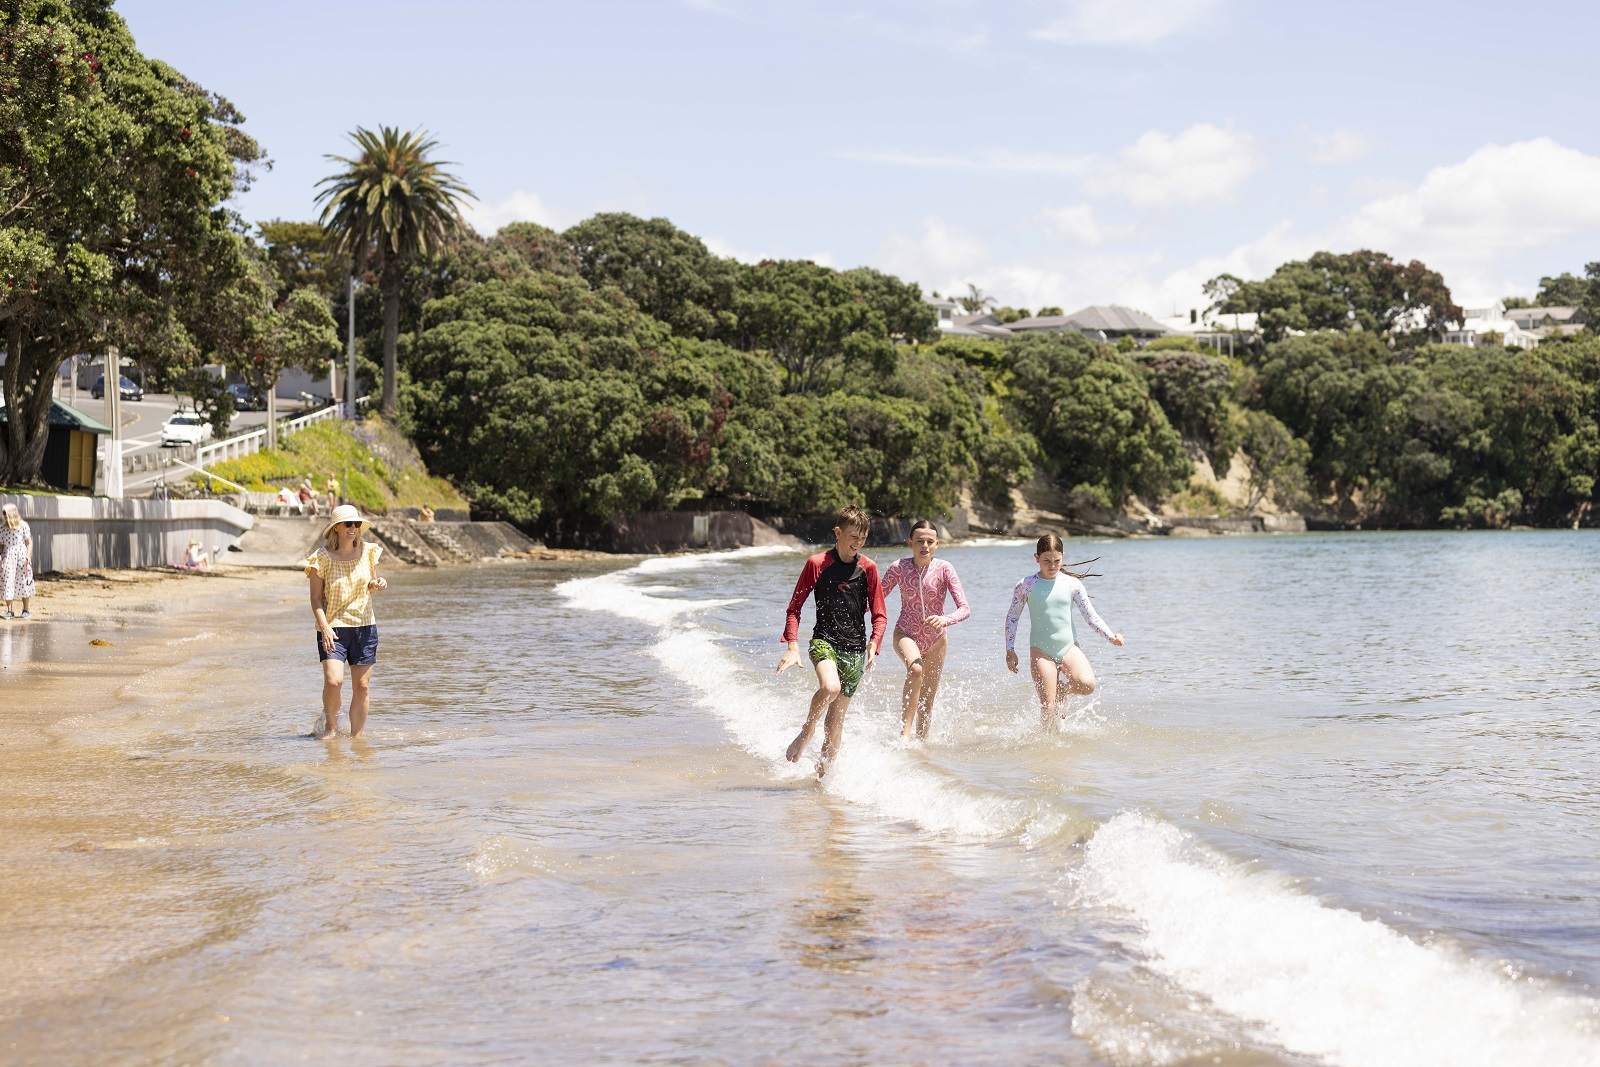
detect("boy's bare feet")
[785,733,808,762]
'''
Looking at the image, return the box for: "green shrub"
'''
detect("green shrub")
[344,470,388,514]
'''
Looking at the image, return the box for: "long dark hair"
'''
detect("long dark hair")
[909,518,938,538]
[1034,533,1101,580]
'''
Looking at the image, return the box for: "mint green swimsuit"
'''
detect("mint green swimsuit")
[1003,573,1115,661]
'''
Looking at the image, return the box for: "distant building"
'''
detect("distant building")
[1444,301,1538,349]
[1007,305,1172,342]
[1504,305,1588,342]
[929,297,961,331]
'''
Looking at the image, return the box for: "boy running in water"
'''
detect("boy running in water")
[778,505,887,774]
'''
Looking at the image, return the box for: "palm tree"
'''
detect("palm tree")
[315,127,474,419]
[957,282,995,315]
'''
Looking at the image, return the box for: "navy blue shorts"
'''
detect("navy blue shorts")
[318,624,378,665]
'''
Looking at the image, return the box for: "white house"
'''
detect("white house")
[1443,301,1538,349]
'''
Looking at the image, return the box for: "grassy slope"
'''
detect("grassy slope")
[194,417,468,515]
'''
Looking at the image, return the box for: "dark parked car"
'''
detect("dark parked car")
[228,383,268,411]
[90,374,143,401]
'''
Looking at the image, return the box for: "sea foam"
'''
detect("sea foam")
[564,550,1600,1067]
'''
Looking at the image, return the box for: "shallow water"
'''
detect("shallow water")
[3,533,1599,1065]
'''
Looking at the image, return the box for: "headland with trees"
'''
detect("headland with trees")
[5,1,1600,544]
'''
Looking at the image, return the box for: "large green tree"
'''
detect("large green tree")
[732,259,934,394]
[316,126,473,420]
[1248,331,1600,526]
[1007,332,1190,507]
[563,213,736,339]
[1,0,265,484]
[1206,250,1462,346]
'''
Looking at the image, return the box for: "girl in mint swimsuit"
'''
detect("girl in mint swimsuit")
[1003,533,1124,727]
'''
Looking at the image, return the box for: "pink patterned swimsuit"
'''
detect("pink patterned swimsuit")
[882,557,970,653]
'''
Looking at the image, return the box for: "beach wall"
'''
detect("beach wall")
[0,494,254,572]
[610,511,800,554]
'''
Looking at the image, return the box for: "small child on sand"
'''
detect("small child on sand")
[1004,534,1124,727]
[777,504,887,774]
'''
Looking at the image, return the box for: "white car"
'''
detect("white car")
[161,412,213,447]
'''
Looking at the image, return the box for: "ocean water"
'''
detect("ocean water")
[3,532,1599,1065]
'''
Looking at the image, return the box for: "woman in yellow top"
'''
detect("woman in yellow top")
[305,504,388,739]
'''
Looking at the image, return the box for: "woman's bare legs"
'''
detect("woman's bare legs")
[894,633,924,741]
[912,636,947,740]
[318,658,345,739]
[348,665,373,737]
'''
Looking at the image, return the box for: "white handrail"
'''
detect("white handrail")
[168,457,248,492]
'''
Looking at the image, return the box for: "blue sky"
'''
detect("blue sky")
[121,0,1600,315]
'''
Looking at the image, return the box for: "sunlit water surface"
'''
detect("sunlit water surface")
[3,532,1598,1066]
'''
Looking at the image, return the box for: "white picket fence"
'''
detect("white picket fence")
[121,402,347,476]
[194,403,343,467]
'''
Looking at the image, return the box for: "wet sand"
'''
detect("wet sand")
[0,568,305,749]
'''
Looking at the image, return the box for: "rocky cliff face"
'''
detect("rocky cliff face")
[954,445,1311,539]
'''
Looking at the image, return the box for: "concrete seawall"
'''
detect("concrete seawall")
[0,495,255,572]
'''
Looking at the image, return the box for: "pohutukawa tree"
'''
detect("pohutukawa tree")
[315,126,474,420]
[1,0,265,485]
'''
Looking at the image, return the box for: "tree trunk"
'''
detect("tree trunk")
[380,251,402,421]
[0,320,58,486]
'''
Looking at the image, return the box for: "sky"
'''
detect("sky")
[119,0,1600,317]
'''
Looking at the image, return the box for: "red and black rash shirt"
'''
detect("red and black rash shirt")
[782,549,888,655]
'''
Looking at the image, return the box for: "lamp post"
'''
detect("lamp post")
[346,275,358,420]
[103,344,123,499]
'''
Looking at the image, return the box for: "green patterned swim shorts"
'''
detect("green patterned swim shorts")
[809,638,866,697]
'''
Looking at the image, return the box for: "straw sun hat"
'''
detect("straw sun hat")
[321,503,371,541]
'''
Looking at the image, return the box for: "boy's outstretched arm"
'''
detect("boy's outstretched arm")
[865,560,887,668]
[778,555,823,673]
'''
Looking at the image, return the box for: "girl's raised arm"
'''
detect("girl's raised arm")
[1070,579,1116,642]
[1003,575,1033,652]
[942,562,971,626]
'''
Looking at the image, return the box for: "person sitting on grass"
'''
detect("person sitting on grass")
[777,504,887,776]
[305,504,387,740]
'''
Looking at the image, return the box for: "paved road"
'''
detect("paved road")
[61,390,317,495]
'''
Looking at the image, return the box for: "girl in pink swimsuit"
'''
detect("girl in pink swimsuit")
[882,520,970,742]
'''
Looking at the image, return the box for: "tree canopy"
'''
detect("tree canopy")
[2,0,265,483]
[563,213,737,339]
[1206,250,1462,345]
[317,126,473,419]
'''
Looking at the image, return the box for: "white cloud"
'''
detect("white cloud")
[1032,0,1219,46]
[1305,128,1378,164]
[1044,203,1121,245]
[880,218,989,285]
[463,190,564,236]
[1135,138,1600,316]
[841,148,1090,175]
[1087,122,1258,207]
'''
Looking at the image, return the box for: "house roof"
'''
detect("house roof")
[1506,305,1584,322]
[0,399,113,434]
[1060,305,1172,334]
[946,321,1015,338]
[1004,305,1172,335]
